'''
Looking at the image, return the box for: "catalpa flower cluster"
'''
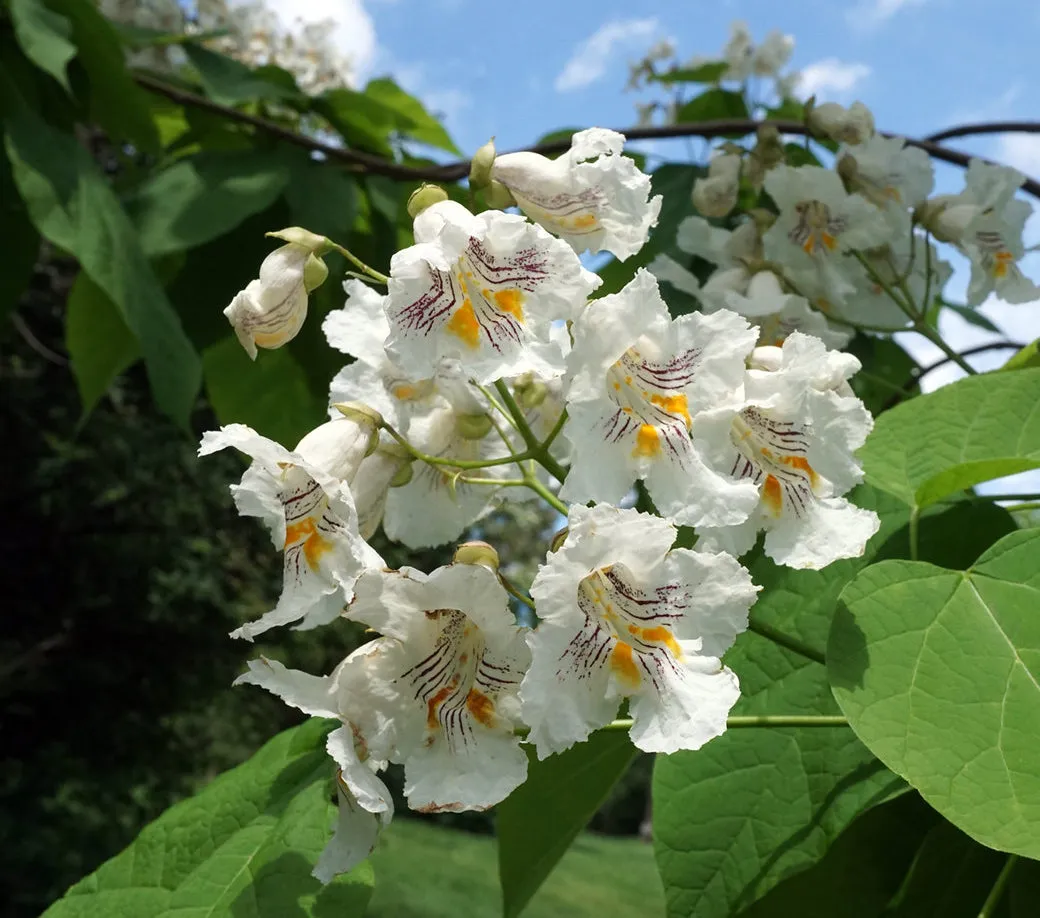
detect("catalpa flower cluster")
[201,105,1038,882]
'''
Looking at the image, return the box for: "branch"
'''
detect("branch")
[133,74,1040,199]
[924,120,1040,143]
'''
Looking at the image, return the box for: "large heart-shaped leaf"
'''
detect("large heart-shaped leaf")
[859,369,1040,509]
[42,718,372,917]
[497,733,639,918]
[829,528,1040,859]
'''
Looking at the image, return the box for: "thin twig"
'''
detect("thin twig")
[131,74,1040,197]
[11,313,68,365]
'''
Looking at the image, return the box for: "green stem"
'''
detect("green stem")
[494,379,569,483]
[515,714,849,737]
[541,406,569,454]
[1006,501,1040,513]
[523,473,569,516]
[913,319,978,375]
[978,855,1018,918]
[499,574,536,612]
[962,492,1040,503]
[909,506,920,562]
[457,476,527,487]
[328,242,389,284]
[748,618,826,666]
[380,420,531,471]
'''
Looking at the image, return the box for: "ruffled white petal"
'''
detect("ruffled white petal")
[492,128,661,260]
[312,782,382,884]
[323,279,391,365]
[233,657,338,719]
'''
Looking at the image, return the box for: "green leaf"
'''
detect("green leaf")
[8,0,77,93]
[675,88,749,124]
[653,61,728,85]
[127,150,293,256]
[203,336,326,446]
[50,0,159,152]
[183,42,303,107]
[4,104,201,425]
[737,793,937,918]
[1002,338,1040,372]
[313,88,395,157]
[829,528,1040,860]
[0,144,39,322]
[65,272,139,415]
[364,78,461,154]
[652,488,1017,918]
[42,718,372,917]
[859,368,1040,509]
[497,733,639,918]
[945,302,1002,333]
[846,335,919,415]
[886,819,1006,918]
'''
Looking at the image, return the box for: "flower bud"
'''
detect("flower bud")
[224,243,311,360]
[807,101,874,145]
[513,374,548,410]
[407,183,450,218]
[333,401,385,440]
[692,175,738,217]
[294,414,380,484]
[389,460,414,488]
[484,179,516,210]
[746,124,784,189]
[549,527,569,553]
[453,540,500,571]
[454,412,493,440]
[303,253,329,292]
[266,226,329,253]
[468,137,497,190]
[916,195,979,244]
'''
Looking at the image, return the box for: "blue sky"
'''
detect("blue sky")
[262,0,1040,490]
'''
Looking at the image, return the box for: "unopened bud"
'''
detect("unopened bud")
[453,540,500,571]
[407,183,450,218]
[748,208,777,233]
[469,137,497,190]
[266,226,329,254]
[303,253,328,292]
[389,461,414,488]
[806,101,874,146]
[455,412,493,440]
[514,375,548,410]
[294,414,379,483]
[333,402,384,440]
[692,175,738,217]
[484,179,516,210]
[916,195,977,244]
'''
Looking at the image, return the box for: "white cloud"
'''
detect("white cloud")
[996,135,1040,178]
[256,0,378,79]
[796,58,871,101]
[847,0,929,27]
[555,18,659,92]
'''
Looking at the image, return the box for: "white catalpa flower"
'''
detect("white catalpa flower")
[842,134,934,213]
[385,201,598,383]
[224,242,325,359]
[348,562,530,812]
[523,504,758,756]
[725,271,851,349]
[922,160,1039,305]
[491,128,663,261]
[695,333,880,569]
[234,649,396,882]
[721,20,755,80]
[764,165,889,305]
[199,418,384,639]
[650,217,760,310]
[751,29,794,77]
[806,101,875,146]
[561,270,761,527]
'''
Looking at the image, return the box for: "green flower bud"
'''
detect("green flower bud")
[303,253,329,293]
[469,137,497,190]
[331,401,384,455]
[266,226,330,254]
[453,540,500,571]
[484,179,516,210]
[389,461,414,488]
[407,183,450,218]
[549,527,569,553]
[454,412,493,440]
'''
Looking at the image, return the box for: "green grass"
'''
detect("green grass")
[366,818,664,918]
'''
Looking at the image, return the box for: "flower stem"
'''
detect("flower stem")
[748,618,826,666]
[499,574,536,612]
[978,855,1018,918]
[494,379,570,483]
[515,714,849,738]
[523,473,569,516]
[328,242,390,285]
[380,419,531,471]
